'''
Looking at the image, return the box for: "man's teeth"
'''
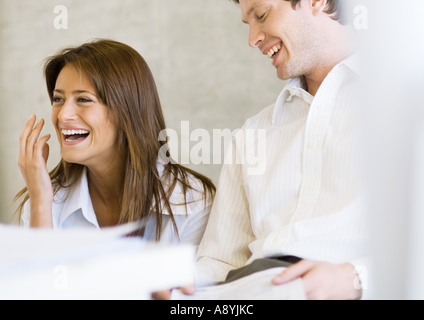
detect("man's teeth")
[62,129,89,135]
[267,44,282,58]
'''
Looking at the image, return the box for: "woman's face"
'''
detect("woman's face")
[51,65,120,169]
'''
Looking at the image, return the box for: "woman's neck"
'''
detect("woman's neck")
[86,159,125,227]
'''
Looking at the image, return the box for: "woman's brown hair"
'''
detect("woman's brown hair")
[15,39,215,240]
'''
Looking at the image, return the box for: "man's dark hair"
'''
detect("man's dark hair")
[231,0,345,24]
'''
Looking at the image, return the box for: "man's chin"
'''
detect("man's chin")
[276,64,304,82]
[276,69,291,81]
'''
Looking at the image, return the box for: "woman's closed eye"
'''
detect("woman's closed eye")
[77,97,93,103]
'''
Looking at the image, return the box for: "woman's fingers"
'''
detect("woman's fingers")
[25,118,46,158]
[18,115,54,228]
[19,115,48,161]
[18,115,51,179]
[19,114,37,159]
[35,134,51,164]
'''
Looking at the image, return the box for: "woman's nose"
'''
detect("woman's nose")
[57,100,78,121]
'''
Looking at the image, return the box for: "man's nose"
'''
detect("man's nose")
[248,26,264,49]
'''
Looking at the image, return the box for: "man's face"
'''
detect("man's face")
[240,0,323,80]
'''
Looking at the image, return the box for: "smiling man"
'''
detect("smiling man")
[241,0,352,94]
[193,0,369,300]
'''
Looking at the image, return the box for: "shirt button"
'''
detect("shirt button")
[316,105,324,111]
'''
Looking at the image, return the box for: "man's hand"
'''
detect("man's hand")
[151,285,195,300]
[272,260,362,300]
[151,289,172,300]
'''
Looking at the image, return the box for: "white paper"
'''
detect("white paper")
[171,267,306,300]
[0,223,195,299]
[0,221,142,264]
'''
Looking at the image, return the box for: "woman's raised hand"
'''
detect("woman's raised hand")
[18,115,53,227]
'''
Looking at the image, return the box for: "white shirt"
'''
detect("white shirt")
[196,56,370,288]
[23,165,212,247]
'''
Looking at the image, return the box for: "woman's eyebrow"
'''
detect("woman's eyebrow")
[72,90,96,95]
[53,89,96,96]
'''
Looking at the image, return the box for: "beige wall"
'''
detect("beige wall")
[0,0,284,224]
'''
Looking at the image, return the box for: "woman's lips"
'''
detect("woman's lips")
[61,129,90,144]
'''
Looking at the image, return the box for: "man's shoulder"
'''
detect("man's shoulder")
[242,79,298,129]
[243,103,276,129]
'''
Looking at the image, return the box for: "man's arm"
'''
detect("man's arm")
[152,136,255,299]
[195,134,256,286]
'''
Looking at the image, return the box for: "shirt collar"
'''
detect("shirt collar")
[272,77,313,125]
[272,54,359,125]
[58,163,195,228]
[59,167,99,228]
[337,53,360,76]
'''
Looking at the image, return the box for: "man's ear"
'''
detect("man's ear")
[308,0,328,17]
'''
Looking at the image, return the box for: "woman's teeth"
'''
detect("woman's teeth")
[267,44,282,58]
[62,129,89,135]
[62,129,89,141]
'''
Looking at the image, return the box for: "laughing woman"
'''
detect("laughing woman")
[15,39,215,245]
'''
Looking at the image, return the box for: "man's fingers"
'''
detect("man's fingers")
[151,290,172,300]
[151,285,195,300]
[180,284,195,295]
[272,260,313,285]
